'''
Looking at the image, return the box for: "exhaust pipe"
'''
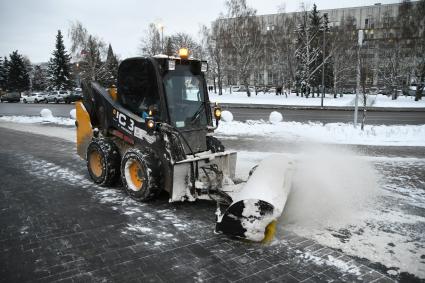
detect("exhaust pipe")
[216,155,293,242]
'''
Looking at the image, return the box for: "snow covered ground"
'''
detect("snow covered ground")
[216,120,425,147]
[0,119,424,279]
[210,90,425,108]
[1,113,424,146]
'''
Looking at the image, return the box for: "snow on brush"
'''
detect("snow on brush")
[216,120,425,146]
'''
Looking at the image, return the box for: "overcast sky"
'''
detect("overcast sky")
[0,0,399,63]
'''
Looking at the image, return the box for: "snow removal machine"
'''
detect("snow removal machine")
[76,48,293,242]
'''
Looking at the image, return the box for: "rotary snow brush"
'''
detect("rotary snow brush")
[215,155,294,242]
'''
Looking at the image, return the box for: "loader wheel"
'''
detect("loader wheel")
[206,136,225,153]
[121,149,160,201]
[86,138,120,186]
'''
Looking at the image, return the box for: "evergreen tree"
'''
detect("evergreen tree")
[32,65,48,91]
[309,4,323,97]
[0,57,8,90]
[7,50,30,92]
[48,30,73,90]
[164,37,174,56]
[98,44,119,87]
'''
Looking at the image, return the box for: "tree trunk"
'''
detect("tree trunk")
[361,93,367,131]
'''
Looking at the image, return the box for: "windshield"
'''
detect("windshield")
[163,68,208,128]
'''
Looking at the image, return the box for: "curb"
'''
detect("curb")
[214,103,425,112]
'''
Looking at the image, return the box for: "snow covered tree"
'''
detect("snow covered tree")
[32,65,48,91]
[139,23,162,56]
[266,14,297,90]
[164,37,174,56]
[98,44,119,88]
[79,35,103,81]
[68,21,106,83]
[0,57,8,91]
[170,32,200,58]
[397,0,425,101]
[6,50,30,92]
[330,16,357,98]
[223,0,262,97]
[47,30,73,90]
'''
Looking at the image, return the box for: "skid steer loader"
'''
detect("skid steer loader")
[76,48,293,242]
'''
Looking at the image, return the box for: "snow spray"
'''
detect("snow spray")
[280,144,380,228]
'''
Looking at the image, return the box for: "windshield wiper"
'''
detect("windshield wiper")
[190,102,205,124]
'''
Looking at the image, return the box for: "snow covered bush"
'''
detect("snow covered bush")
[221,110,233,122]
[40,109,53,118]
[269,111,283,124]
[70,109,76,119]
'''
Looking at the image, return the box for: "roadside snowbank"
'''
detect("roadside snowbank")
[0,115,75,126]
[210,91,425,108]
[1,114,424,146]
[216,120,425,146]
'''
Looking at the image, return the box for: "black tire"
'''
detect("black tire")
[206,136,225,153]
[34,99,38,104]
[86,138,120,186]
[121,148,160,201]
[54,98,58,104]
[23,99,27,103]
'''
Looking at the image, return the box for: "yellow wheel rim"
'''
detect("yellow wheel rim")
[89,151,103,177]
[127,159,144,191]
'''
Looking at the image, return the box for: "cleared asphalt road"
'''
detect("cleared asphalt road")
[1,102,424,125]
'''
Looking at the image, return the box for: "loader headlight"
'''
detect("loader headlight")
[214,103,221,122]
[146,119,156,135]
[214,108,221,119]
[147,119,155,129]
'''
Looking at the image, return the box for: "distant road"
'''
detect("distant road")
[0,102,424,125]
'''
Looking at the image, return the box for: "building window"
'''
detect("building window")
[365,18,369,26]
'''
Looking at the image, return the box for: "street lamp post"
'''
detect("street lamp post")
[157,23,164,54]
[354,29,364,128]
[320,23,326,108]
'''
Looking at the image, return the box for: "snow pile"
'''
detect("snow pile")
[269,111,283,124]
[40,108,53,118]
[216,120,425,146]
[221,110,233,122]
[0,115,76,126]
[210,91,425,108]
[374,94,425,108]
[69,109,76,119]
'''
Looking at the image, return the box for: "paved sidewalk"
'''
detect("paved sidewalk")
[0,128,398,282]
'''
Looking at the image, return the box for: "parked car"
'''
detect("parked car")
[22,92,47,103]
[405,85,425,96]
[46,90,70,103]
[63,90,83,104]
[1,92,21,102]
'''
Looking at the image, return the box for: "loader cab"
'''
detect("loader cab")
[117,55,211,153]
[117,57,211,129]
